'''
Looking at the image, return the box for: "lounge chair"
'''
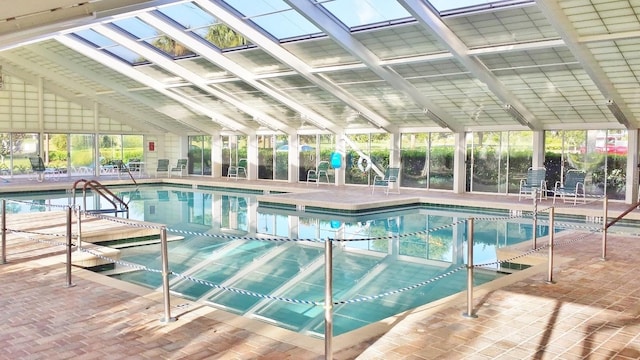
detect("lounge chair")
[307,161,330,185]
[29,156,46,182]
[553,170,586,204]
[372,167,400,195]
[518,167,547,200]
[170,159,188,177]
[227,158,247,180]
[155,159,170,178]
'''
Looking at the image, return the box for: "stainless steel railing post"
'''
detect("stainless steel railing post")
[546,207,555,284]
[463,217,477,318]
[602,196,608,260]
[532,189,538,249]
[65,205,75,288]
[76,206,82,252]
[1,199,6,264]
[160,226,175,323]
[324,237,333,360]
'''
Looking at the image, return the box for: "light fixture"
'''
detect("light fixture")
[504,104,531,128]
[606,99,631,127]
[423,109,448,128]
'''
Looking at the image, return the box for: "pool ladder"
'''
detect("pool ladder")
[70,179,129,218]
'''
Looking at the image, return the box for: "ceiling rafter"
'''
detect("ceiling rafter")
[535,0,637,130]
[397,0,541,131]
[195,0,385,133]
[285,0,455,132]
[56,34,241,135]
[93,23,257,134]
[138,12,299,134]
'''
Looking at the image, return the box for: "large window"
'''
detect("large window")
[345,133,390,185]
[545,130,627,200]
[401,132,455,190]
[189,135,212,176]
[466,131,533,194]
[221,135,246,177]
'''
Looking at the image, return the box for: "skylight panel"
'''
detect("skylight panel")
[72,29,146,64]
[318,0,411,28]
[428,0,534,14]
[158,2,249,49]
[223,0,321,40]
[112,17,195,58]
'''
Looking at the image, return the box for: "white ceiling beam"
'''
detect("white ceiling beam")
[195,0,374,133]
[56,34,242,134]
[398,0,541,130]
[535,0,636,130]
[93,24,257,134]
[137,12,297,134]
[285,0,424,132]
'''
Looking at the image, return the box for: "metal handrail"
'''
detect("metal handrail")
[70,179,129,218]
[605,201,640,230]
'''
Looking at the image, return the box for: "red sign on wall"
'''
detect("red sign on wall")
[148,141,155,152]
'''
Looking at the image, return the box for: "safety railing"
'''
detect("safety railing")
[71,179,129,218]
[0,192,635,360]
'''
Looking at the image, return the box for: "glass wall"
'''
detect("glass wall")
[400,132,455,190]
[189,135,212,176]
[466,131,533,194]
[7,132,40,177]
[299,134,317,182]
[545,130,627,200]
[345,133,391,185]
[221,135,246,177]
[257,134,289,180]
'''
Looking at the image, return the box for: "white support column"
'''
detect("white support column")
[289,135,300,183]
[390,132,401,192]
[453,132,466,194]
[212,133,222,178]
[626,130,639,204]
[532,131,545,168]
[335,134,346,187]
[247,134,258,180]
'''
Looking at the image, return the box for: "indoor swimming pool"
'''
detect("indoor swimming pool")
[3,184,592,337]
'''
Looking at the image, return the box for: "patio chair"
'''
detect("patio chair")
[155,159,170,178]
[227,158,247,180]
[518,167,547,200]
[372,167,400,195]
[170,159,188,177]
[29,156,46,182]
[307,160,330,185]
[553,170,586,204]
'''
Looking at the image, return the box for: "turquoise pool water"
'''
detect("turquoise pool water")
[4,185,561,337]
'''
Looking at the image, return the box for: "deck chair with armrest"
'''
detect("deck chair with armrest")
[372,167,400,195]
[519,167,547,201]
[307,160,330,185]
[553,169,586,204]
[170,158,188,177]
[227,158,247,180]
[155,159,170,178]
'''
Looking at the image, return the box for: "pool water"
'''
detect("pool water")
[5,185,557,337]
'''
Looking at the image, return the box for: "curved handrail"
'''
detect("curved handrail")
[605,201,640,230]
[71,179,129,218]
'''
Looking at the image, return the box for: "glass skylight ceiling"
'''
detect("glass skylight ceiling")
[73,29,146,63]
[318,0,411,28]
[223,0,321,39]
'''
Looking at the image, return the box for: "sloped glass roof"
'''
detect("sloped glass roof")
[73,29,146,63]
[157,2,250,49]
[318,0,411,28]
[223,0,321,39]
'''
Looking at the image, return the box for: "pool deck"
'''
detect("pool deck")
[1,175,639,359]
